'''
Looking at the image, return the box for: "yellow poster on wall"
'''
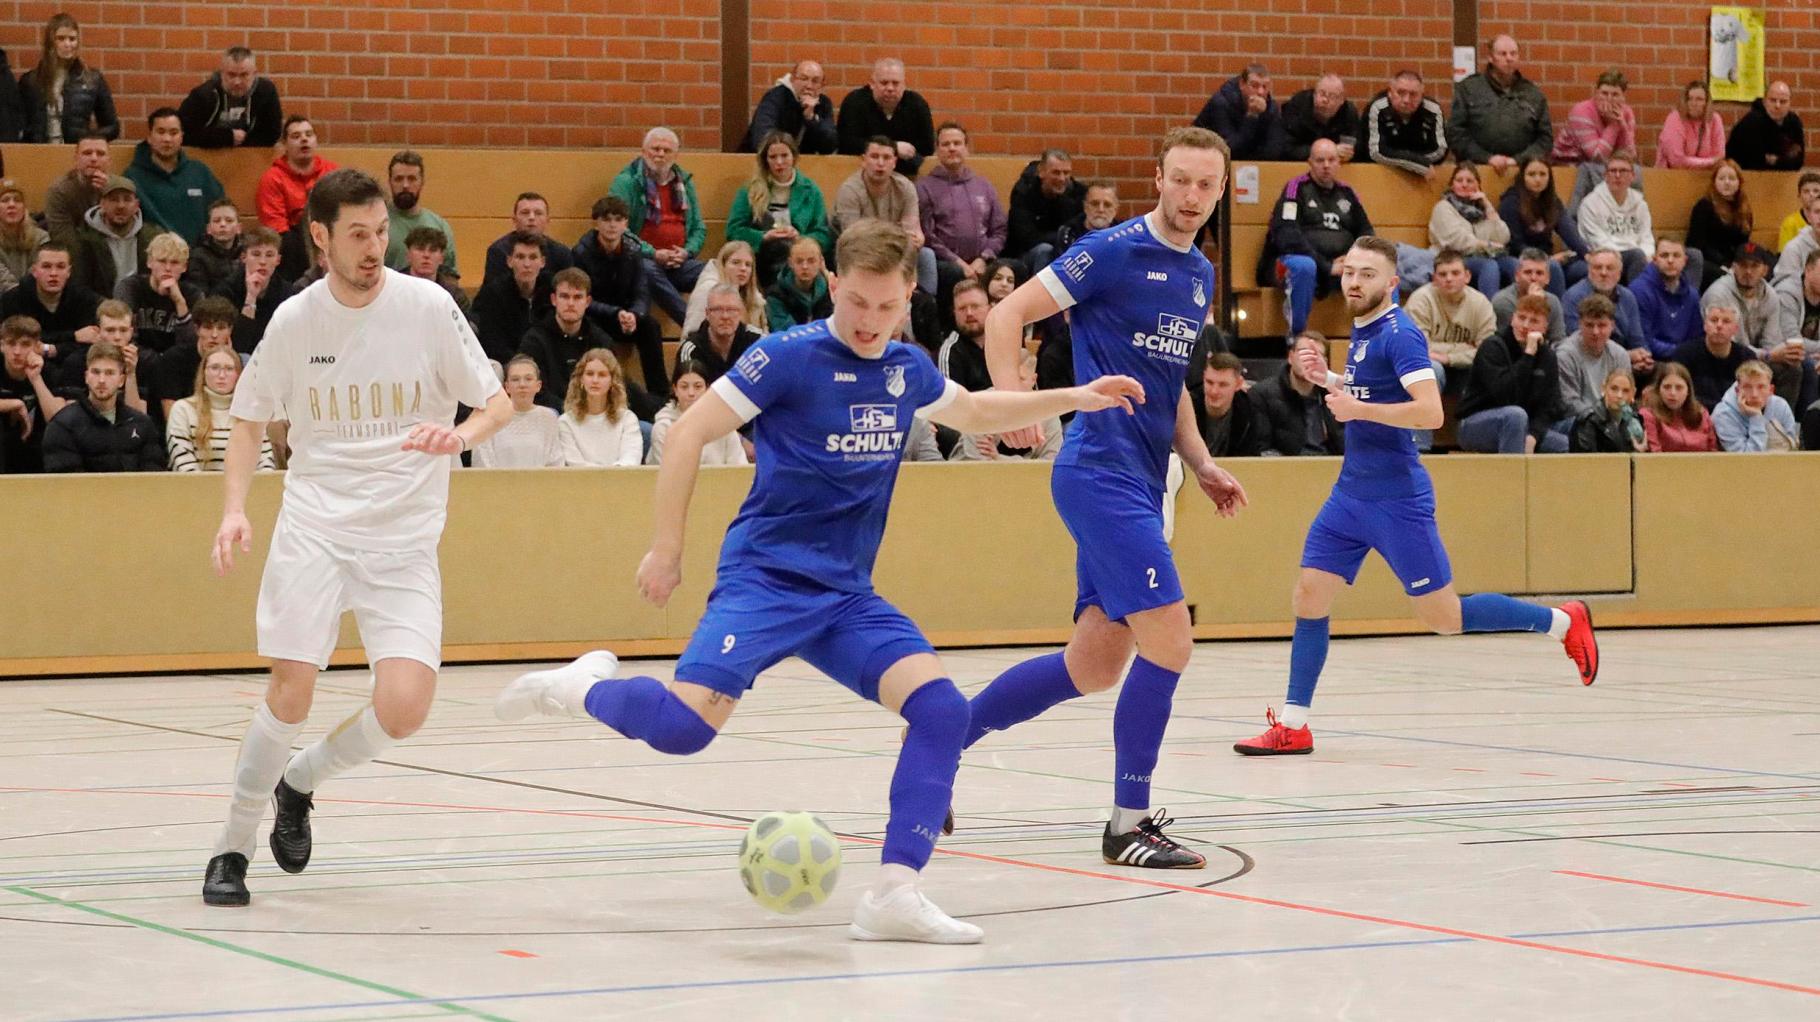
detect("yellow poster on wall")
[1709,7,1765,102]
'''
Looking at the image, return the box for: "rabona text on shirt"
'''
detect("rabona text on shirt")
[306,379,425,440]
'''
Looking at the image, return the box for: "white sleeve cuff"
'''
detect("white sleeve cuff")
[711,375,761,423]
[1035,265,1078,312]
[1399,367,1437,388]
[917,378,963,417]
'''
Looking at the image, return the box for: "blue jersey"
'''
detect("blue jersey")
[1036,213,1216,487]
[710,321,960,593]
[1334,304,1436,501]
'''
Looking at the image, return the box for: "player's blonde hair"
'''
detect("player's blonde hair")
[833,219,915,283]
[189,347,242,469]
[1157,126,1230,169]
[564,347,628,421]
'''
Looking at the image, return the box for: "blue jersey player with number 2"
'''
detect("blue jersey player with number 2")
[1233,235,1599,757]
[494,221,1145,945]
[960,127,1249,870]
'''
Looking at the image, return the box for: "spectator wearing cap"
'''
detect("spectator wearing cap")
[124,107,226,244]
[1704,242,1778,352]
[72,176,158,294]
[0,179,48,294]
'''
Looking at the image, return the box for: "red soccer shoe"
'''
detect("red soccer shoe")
[1232,707,1313,756]
[1562,600,1599,685]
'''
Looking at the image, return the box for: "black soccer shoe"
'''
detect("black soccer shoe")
[269,778,314,874]
[943,806,954,836]
[1101,809,1205,869]
[202,852,250,906]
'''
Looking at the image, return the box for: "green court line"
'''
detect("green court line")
[4,885,517,1022]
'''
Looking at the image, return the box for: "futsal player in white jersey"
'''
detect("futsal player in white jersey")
[202,169,512,906]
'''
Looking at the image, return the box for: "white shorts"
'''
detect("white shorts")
[256,518,444,671]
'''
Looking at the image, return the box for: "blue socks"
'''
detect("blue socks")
[1286,616,1330,710]
[883,680,969,870]
[1112,657,1181,811]
[963,651,1081,748]
[1460,593,1554,634]
[584,676,718,755]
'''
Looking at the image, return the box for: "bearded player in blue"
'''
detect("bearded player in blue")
[1233,235,1599,757]
[960,126,1249,870]
[495,220,1144,945]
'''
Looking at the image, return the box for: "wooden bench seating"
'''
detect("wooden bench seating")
[1228,162,1808,338]
[0,143,1031,294]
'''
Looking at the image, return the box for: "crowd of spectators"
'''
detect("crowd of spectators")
[0,16,1818,477]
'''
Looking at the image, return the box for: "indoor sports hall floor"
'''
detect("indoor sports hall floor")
[4,626,1816,1021]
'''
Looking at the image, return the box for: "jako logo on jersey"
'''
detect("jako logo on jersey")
[1061,250,1094,282]
[308,355,335,365]
[1130,312,1199,360]
[1146,270,1168,282]
[833,371,857,382]
[884,364,906,398]
[827,404,904,453]
[735,348,770,383]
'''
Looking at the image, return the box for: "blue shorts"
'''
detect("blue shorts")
[1052,464,1183,624]
[674,569,935,702]
[1300,489,1453,596]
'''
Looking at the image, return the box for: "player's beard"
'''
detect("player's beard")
[333,254,383,292]
[1345,283,1390,318]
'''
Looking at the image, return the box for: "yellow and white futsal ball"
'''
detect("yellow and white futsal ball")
[738,811,842,914]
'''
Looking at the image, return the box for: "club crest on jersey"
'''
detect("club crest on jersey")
[883,364,906,397]
[1061,250,1094,282]
[1352,340,1369,362]
[735,348,770,383]
[1192,278,1206,308]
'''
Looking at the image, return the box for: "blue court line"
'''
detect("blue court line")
[50,913,1820,1021]
[1190,714,1820,782]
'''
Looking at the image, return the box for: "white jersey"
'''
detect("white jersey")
[231,270,502,549]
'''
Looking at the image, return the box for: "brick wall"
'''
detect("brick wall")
[0,0,1815,205]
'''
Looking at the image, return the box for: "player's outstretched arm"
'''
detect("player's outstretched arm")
[983,278,1064,449]
[1173,386,1248,518]
[929,375,1143,436]
[637,389,747,608]
[211,417,266,577]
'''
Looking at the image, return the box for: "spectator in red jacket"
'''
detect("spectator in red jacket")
[254,116,337,233]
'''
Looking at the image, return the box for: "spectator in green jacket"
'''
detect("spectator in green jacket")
[726,131,832,288]
[124,108,225,244]
[608,127,707,325]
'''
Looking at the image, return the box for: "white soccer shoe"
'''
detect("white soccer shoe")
[849,885,983,944]
[494,650,620,722]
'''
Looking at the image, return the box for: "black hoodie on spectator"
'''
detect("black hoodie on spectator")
[1006,160,1087,259]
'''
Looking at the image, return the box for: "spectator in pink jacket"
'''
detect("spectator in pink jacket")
[1553,69,1638,207]
[1656,80,1725,170]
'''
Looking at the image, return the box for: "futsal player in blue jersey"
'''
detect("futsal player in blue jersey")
[494,220,1144,944]
[958,126,1249,870]
[1233,235,1598,756]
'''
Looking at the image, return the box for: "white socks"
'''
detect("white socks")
[284,705,396,795]
[1279,704,1310,729]
[1548,608,1571,640]
[214,702,305,859]
[1110,805,1149,835]
[873,863,919,896]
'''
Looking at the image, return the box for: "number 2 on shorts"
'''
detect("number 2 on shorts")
[1145,567,1158,590]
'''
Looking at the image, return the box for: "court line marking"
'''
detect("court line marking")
[4,886,515,1022]
[42,914,1820,1021]
[1553,870,1810,908]
[7,784,1816,1000]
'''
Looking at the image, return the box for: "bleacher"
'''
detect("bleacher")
[1227,161,1808,340]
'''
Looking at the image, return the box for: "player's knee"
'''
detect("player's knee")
[1414,600,1462,636]
[899,679,968,748]
[646,697,720,755]
[373,701,429,739]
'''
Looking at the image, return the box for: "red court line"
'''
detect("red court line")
[1554,870,1811,909]
[8,784,1819,997]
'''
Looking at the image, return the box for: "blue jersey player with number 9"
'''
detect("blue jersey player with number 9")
[494,221,1147,945]
[960,127,1249,870]
[1232,235,1599,757]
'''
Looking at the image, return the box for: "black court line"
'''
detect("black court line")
[1461,829,1820,845]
